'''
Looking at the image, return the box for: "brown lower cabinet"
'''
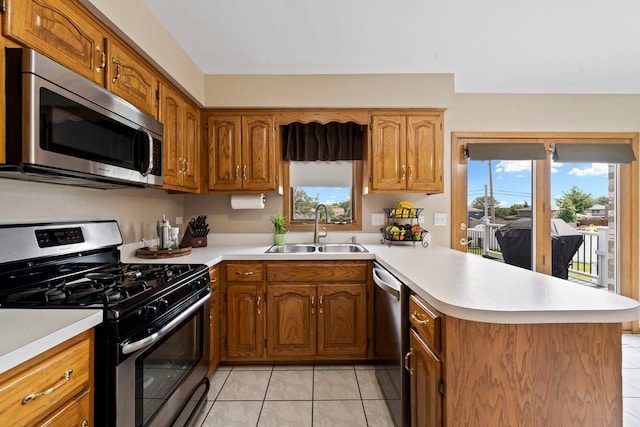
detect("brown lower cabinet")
[407,291,626,426]
[406,293,443,427]
[408,329,442,427]
[0,330,93,426]
[221,261,371,362]
[208,266,221,375]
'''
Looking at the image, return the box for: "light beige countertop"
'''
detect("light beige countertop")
[0,309,102,374]
[121,233,640,325]
[5,232,636,374]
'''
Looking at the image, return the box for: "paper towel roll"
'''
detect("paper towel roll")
[230,193,266,209]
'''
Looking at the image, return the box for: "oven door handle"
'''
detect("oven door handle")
[121,293,210,355]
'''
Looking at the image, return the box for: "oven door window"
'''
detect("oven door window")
[39,88,151,174]
[136,311,203,426]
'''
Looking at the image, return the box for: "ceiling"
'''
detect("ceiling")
[142,0,640,94]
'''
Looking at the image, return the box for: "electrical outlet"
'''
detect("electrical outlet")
[433,213,447,227]
[371,213,386,227]
[175,216,183,225]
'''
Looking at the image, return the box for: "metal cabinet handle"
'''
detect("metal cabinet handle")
[96,46,106,73]
[401,165,406,180]
[111,57,121,83]
[235,271,254,276]
[184,160,189,174]
[319,296,323,314]
[311,296,315,314]
[411,311,429,325]
[22,369,73,405]
[242,165,247,181]
[408,164,413,180]
[404,350,413,375]
[210,277,217,283]
[257,296,261,315]
[235,165,240,181]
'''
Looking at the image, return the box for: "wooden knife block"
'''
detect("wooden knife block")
[180,225,208,248]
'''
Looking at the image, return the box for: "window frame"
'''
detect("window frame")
[282,159,363,231]
[451,132,639,331]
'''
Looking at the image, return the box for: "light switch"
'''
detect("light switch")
[433,213,447,227]
[371,213,386,227]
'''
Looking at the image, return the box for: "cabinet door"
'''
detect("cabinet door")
[370,116,407,191]
[409,329,442,427]
[241,115,277,191]
[4,0,107,85]
[226,285,264,358]
[266,284,316,358]
[182,102,200,190]
[160,83,182,187]
[106,40,157,117]
[38,388,90,427]
[209,267,220,373]
[407,116,443,193]
[208,116,242,191]
[317,284,367,358]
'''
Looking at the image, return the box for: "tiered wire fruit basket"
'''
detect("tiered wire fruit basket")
[380,207,429,247]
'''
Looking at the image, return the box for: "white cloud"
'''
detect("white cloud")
[567,163,609,177]
[495,160,532,174]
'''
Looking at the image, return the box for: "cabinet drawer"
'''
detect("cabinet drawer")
[409,294,441,352]
[0,336,91,426]
[266,262,367,282]
[227,263,263,282]
[209,265,220,286]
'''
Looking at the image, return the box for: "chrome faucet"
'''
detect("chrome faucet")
[313,204,329,244]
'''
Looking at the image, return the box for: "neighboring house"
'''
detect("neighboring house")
[587,204,607,217]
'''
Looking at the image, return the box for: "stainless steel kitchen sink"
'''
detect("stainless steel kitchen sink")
[265,243,368,253]
[317,243,368,253]
[265,244,317,253]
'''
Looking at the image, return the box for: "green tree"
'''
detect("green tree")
[555,186,594,214]
[471,196,500,211]
[294,188,319,218]
[594,195,610,206]
[556,198,577,223]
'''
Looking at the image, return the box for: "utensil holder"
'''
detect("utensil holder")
[180,224,208,248]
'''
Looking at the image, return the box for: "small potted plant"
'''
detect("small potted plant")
[270,214,287,245]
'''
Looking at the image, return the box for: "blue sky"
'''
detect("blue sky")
[301,187,351,205]
[468,160,610,208]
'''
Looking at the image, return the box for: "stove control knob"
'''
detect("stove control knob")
[142,305,158,320]
[157,298,169,313]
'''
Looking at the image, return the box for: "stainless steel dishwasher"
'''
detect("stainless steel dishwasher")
[373,261,409,427]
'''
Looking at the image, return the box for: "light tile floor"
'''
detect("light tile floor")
[192,364,395,427]
[192,336,640,427]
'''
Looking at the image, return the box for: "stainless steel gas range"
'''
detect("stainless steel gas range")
[0,220,211,427]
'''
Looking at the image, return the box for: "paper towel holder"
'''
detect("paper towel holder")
[230,193,266,210]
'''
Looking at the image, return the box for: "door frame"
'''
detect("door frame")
[451,132,639,331]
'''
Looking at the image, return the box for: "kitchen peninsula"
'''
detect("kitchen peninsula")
[116,237,636,426]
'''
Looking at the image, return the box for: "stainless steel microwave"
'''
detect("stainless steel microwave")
[2,48,163,189]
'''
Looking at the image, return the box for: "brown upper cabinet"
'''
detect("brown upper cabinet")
[105,40,158,117]
[207,114,279,192]
[3,0,159,117]
[160,82,200,192]
[3,0,107,85]
[369,112,444,193]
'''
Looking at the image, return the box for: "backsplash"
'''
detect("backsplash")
[0,179,183,244]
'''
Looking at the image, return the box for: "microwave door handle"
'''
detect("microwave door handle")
[138,128,154,177]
